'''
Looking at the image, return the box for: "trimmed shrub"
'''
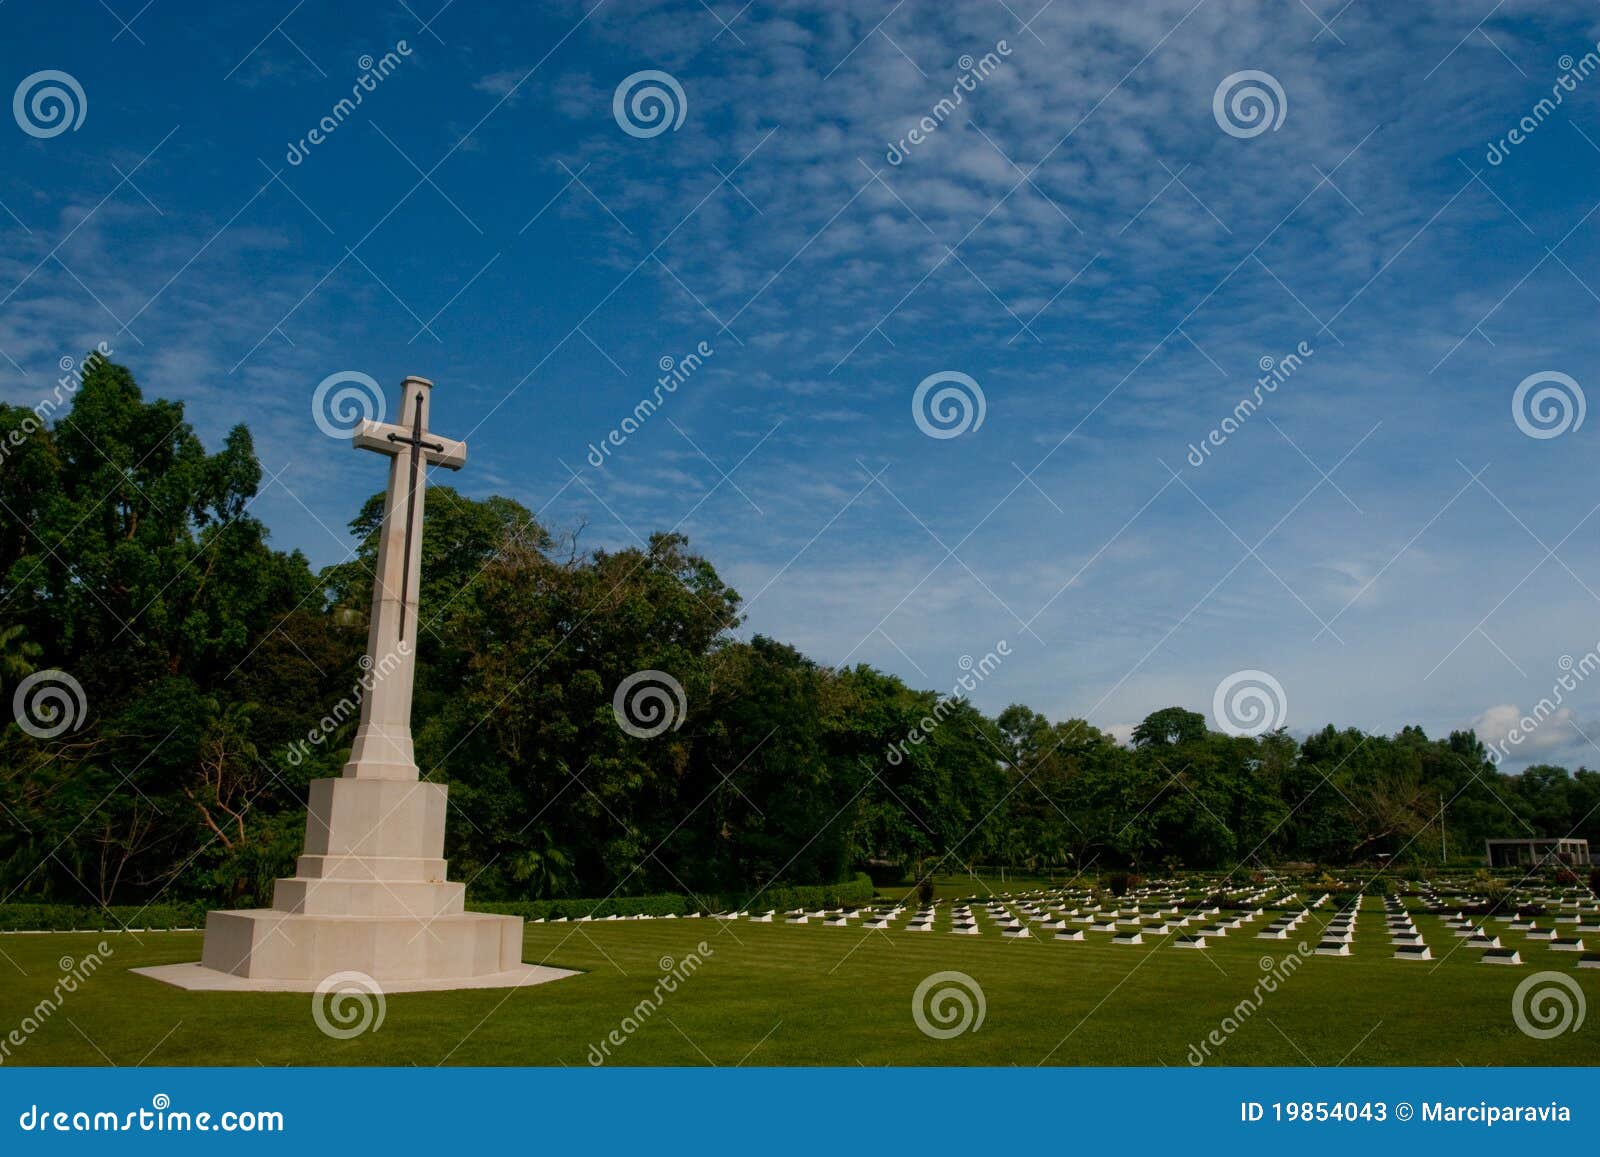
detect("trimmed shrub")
[861,861,907,887]
[1105,871,1142,897]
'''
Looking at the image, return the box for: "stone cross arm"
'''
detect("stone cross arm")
[353,418,467,470]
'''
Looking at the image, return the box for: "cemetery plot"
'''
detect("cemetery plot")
[5,870,1598,1066]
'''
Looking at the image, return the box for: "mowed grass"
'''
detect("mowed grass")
[1,900,1594,1066]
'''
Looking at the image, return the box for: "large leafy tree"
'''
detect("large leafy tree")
[0,355,322,904]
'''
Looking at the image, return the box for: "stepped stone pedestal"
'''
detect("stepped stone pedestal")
[135,377,574,995]
[141,778,558,992]
[138,775,567,992]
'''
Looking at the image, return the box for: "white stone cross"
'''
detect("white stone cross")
[344,375,466,782]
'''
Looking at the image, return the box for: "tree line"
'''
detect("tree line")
[1,356,1596,908]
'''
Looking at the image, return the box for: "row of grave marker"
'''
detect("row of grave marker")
[524,878,1599,968]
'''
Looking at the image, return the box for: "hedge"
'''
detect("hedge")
[0,875,879,931]
[475,894,688,920]
[479,875,877,920]
[0,902,211,931]
[713,873,875,914]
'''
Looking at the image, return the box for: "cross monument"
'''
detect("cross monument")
[136,376,573,993]
[342,376,464,780]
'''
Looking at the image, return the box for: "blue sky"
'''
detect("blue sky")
[4,0,1600,769]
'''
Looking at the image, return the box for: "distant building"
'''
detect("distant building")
[1484,838,1591,868]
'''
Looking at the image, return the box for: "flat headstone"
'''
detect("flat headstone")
[1481,948,1522,964]
[1173,935,1207,949]
[1550,938,1586,951]
[1576,953,1600,969]
[1112,931,1144,945]
[1394,945,1432,960]
[1315,941,1350,956]
[1054,928,1085,941]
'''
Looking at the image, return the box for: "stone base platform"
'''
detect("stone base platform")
[197,907,527,982]
[133,961,576,993]
[131,775,570,994]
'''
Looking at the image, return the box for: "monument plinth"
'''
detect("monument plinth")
[137,377,574,993]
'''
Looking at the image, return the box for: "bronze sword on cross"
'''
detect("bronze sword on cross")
[352,376,467,646]
[387,391,443,640]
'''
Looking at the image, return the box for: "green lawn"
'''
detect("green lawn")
[1,900,1593,1066]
